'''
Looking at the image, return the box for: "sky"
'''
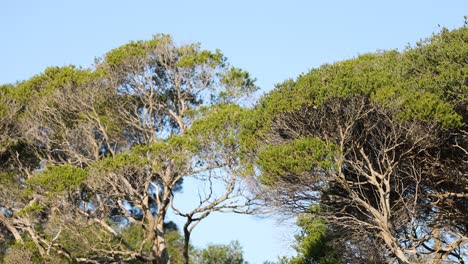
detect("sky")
[1,0,466,263]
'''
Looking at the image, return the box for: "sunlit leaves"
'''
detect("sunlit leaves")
[27,165,87,194]
[220,67,259,103]
[257,137,337,186]
[250,27,467,135]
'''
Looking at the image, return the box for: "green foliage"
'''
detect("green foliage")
[104,40,149,70]
[120,223,188,264]
[27,164,87,194]
[2,240,42,264]
[401,26,468,108]
[120,223,151,252]
[220,67,259,102]
[0,172,15,185]
[94,151,147,172]
[16,201,44,217]
[0,84,15,118]
[194,240,246,264]
[287,212,342,264]
[250,26,467,137]
[263,256,290,264]
[104,34,226,71]
[1,239,66,264]
[176,45,225,68]
[257,137,337,185]
[103,33,256,115]
[2,66,99,139]
[95,113,121,134]
[12,65,93,103]
[189,104,245,149]
[47,219,114,259]
[165,230,186,264]
[393,90,462,127]
[132,135,196,170]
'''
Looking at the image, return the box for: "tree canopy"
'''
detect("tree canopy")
[245,25,467,263]
[1,22,467,264]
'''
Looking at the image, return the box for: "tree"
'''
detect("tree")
[192,240,247,264]
[245,25,467,263]
[0,35,258,263]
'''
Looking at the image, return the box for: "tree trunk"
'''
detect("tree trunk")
[152,222,170,264]
[183,224,191,264]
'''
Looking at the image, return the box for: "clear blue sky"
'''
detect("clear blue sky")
[1,0,466,263]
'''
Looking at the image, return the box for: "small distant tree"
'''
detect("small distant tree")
[193,240,247,264]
